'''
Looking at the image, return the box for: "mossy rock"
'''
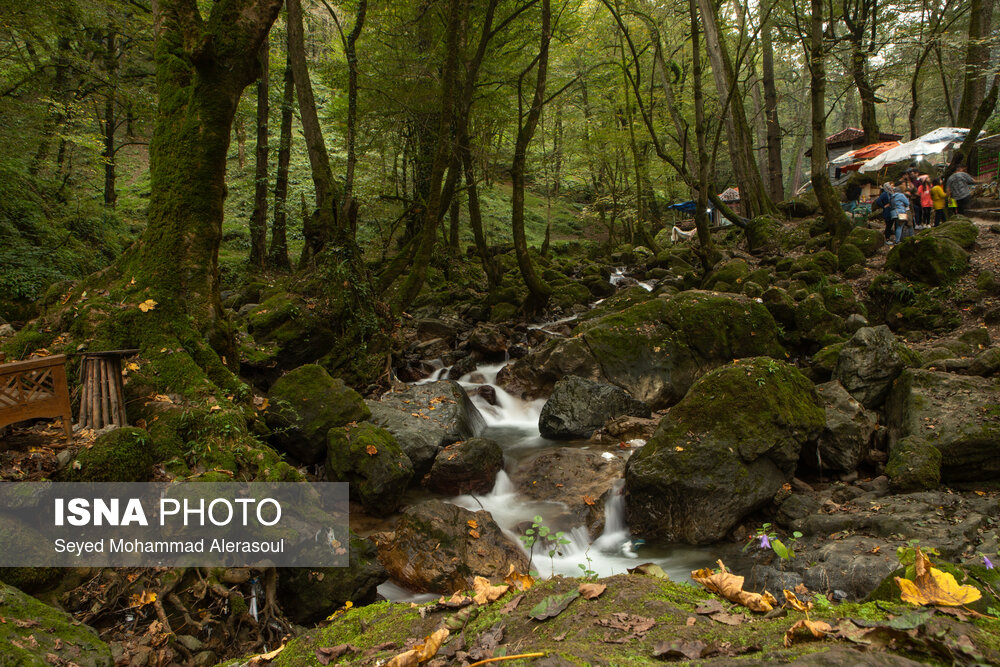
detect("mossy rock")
[326,422,413,516]
[838,243,865,271]
[703,258,750,291]
[923,218,978,249]
[886,436,942,491]
[277,533,386,625]
[653,226,675,248]
[57,427,158,482]
[625,357,825,543]
[266,364,371,465]
[885,235,970,286]
[777,192,819,218]
[847,227,884,256]
[745,216,786,253]
[0,581,113,666]
[549,281,591,310]
[489,301,519,323]
[811,342,845,380]
[811,250,839,274]
[794,293,845,349]
[843,264,865,279]
[819,283,863,317]
[0,567,61,594]
[582,273,615,298]
[762,286,796,329]
[807,217,829,238]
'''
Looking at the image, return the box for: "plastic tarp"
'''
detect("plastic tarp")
[830,141,900,167]
[858,127,969,173]
[668,200,697,212]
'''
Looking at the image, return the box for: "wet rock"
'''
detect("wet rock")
[375,500,528,594]
[845,313,869,333]
[365,381,486,476]
[423,438,503,495]
[885,369,1000,485]
[625,358,824,544]
[0,581,112,666]
[278,533,385,625]
[475,385,498,405]
[833,326,908,409]
[467,324,507,358]
[266,364,370,464]
[245,294,337,377]
[512,448,625,537]
[592,415,660,444]
[885,220,977,285]
[799,381,877,473]
[538,376,651,439]
[416,317,464,342]
[325,422,413,515]
[501,291,784,409]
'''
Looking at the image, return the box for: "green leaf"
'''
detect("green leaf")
[627,563,671,579]
[529,591,580,621]
[771,539,793,560]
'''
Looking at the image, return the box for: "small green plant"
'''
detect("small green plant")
[743,523,800,562]
[521,515,571,577]
[578,549,598,581]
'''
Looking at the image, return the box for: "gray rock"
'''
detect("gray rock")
[800,381,877,473]
[365,381,486,475]
[423,437,503,495]
[845,313,869,333]
[968,347,1000,377]
[833,326,906,408]
[0,323,15,337]
[885,369,1000,484]
[538,376,651,439]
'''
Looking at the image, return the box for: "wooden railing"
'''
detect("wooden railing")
[0,354,73,439]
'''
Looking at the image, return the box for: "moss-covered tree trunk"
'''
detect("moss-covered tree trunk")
[808,0,847,233]
[249,37,269,270]
[268,50,294,271]
[510,0,553,308]
[124,0,282,350]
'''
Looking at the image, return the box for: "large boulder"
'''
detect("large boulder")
[625,358,825,544]
[799,381,877,473]
[374,500,529,594]
[885,233,970,285]
[512,447,626,538]
[501,291,784,409]
[245,294,337,378]
[538,376,651,439]
[277,533,386,625]
[423,437,504,495]
[885,369,1000,486]
[702,259,750,291]
[0,581,113,667]
[365,381,486,475]
[266,364,370,464]
[325,422,414,515]
[56,427,159,482]
[833,326,909,409]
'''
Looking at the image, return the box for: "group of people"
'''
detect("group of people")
[871,165,977,246]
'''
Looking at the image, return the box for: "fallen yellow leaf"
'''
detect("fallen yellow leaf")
[691,561,777,612]
[138,299,157,312]
[783,619,831,647]
[129,590,157,607]
[782,589,812,614]
[895,548,982,607]
[505,564,535,592]
[386,627,449,666]
[472,576,509,605]
[366,444,378,456]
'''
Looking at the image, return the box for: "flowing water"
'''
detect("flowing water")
[378,357,714,602]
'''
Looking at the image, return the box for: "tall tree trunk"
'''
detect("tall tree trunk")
[249,37,269,270]
[268,51,294,270]
[695,0,777,218]
[690,0,714,272]
[287,0,340,262]
[125,0,282,347]
[850,44,880,144]
[341,0,367,211]
[103,29,118,208]
[390,0,463,311]
[761,18,784,201]
[511,0,553,307]
[958,0,995,127]
[946,72,1000,177]
[460,135,500,288]
[809,0,847,231]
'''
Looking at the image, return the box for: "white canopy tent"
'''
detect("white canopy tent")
[859,127,969,173]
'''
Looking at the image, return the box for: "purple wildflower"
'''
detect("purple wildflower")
[985,555,995,570]
[759,534,771,550]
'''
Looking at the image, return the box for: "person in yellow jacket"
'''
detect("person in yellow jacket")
[930,178,948,226]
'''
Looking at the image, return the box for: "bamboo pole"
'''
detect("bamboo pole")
[99,359,110,428]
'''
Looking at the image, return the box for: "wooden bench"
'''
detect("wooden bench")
[0,354,73,440]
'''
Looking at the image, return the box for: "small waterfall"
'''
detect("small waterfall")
[609,267,653,292]
[413,359,452,385]
[458,364,545,429]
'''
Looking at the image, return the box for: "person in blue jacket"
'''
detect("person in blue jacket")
[871,183,897,244]
[889,180,913,244]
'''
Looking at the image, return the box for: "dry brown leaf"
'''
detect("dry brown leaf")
[473,576,509,605]
[248,643,286,665]
[895,548,982,607]
[386,627,449,667]
[468,529,480,539]
[129,590,157,607]
[691,560,777,612]
[467,519,478,529]
[366,444,378,456]
[578,583,607,600]
[783,619,832,647]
